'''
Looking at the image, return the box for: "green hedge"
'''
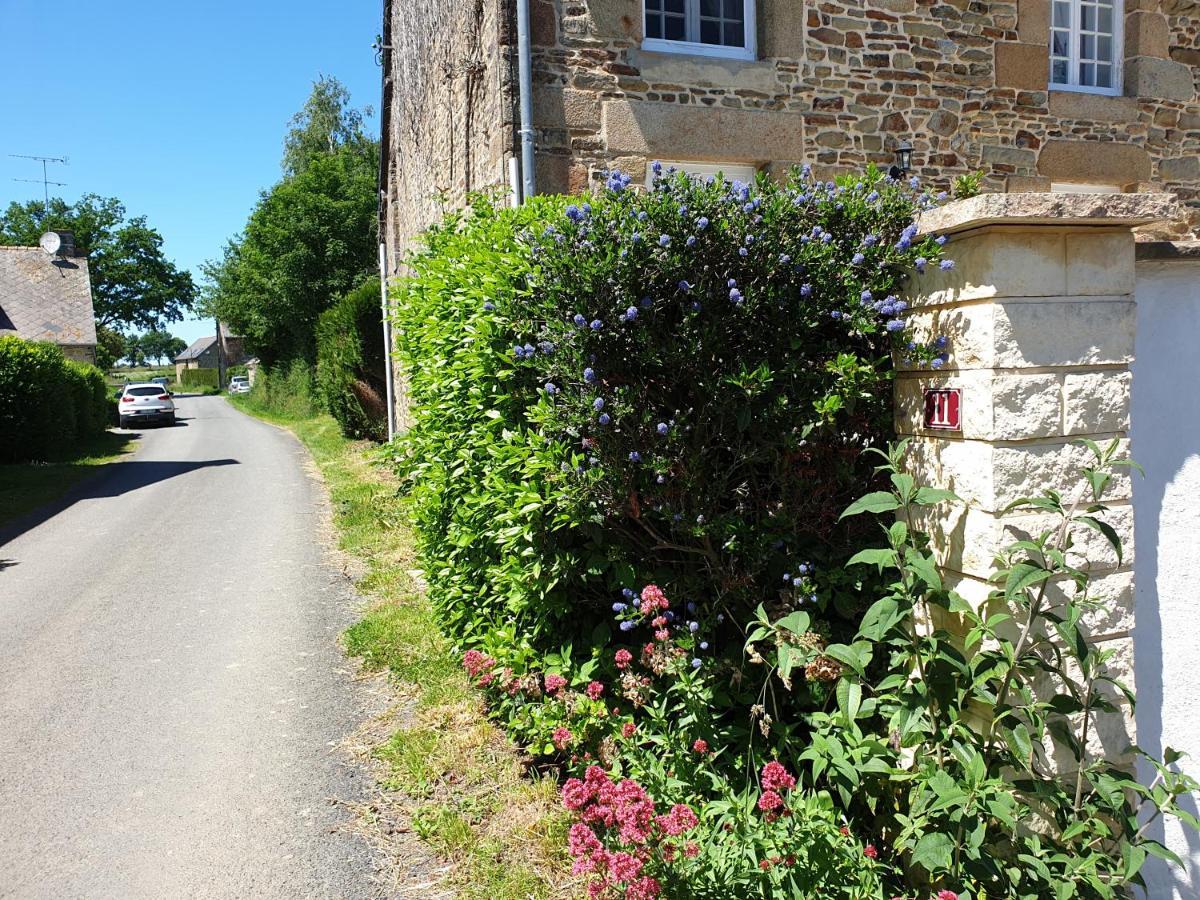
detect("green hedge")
[179,367,219,390]
[316,276,387,440]
[0,336,110,461]
[241,360,321,420]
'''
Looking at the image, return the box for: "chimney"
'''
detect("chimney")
[54,231,77,257]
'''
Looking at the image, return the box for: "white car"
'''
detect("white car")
[118,383,176,428]
[228,376,250,394]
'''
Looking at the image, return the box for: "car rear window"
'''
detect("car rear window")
[127,386,164,396]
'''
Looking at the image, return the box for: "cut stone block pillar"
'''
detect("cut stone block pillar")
[899,193,1177,765]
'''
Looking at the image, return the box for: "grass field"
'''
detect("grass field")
[0,430,137,527]
[228,393,572,899]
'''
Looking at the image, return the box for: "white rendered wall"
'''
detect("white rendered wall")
[1133,257,1200,899]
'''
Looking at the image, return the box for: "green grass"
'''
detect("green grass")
[0,430,137,526]
[229,392,573,899]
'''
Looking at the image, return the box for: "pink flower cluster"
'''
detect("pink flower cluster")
[462,649,495,679]
[757,761,797,822]
[553,726,573,750]
[639,584,669,614]
[562,766,698,900]
[545,673,568,695]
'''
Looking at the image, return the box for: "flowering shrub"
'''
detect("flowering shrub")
[391,168,1196,895]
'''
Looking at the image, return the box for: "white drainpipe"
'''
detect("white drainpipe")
[515,0,536,201]
[378,242,397,441]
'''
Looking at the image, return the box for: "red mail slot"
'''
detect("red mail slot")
[923,388,962,431]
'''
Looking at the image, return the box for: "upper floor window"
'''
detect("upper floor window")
[1050,0,1124,95]
[643,0,757,61]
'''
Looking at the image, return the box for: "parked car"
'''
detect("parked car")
[150,376,170,388]
[228,375,250,394]
[118,383,175,428]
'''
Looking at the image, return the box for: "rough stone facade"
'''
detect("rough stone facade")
[381,0,1200,260]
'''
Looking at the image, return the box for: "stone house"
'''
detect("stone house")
[0,244,98,365]
[173,323,249,382]
[378,0,1200,263]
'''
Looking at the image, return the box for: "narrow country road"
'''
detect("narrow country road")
[0,396,383,899]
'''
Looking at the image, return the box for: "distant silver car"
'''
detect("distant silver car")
[227,375,250,394]
[118,383,175,428]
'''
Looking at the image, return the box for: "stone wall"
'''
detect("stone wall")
[523,0,1200,233]
[382,0,513,264]
[899,192,1176,782]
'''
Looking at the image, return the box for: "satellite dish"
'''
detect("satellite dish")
[38,232,61,256]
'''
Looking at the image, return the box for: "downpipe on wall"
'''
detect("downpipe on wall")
[378,242,397,441]
[515,0,536,201]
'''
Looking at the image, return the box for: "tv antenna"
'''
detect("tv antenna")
[9,154,68,205]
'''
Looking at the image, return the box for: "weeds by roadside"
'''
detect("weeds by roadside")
[228,394,573,899]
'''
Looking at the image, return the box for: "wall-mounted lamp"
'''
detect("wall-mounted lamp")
[889,141,913,180]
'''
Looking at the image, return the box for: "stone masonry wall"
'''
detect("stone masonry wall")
[383,0,513,264]
[522,0,1200,233]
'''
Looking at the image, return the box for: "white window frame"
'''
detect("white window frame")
[1049,0,1124,96]
[642,0,757,62]
[1051,181,1123,193]
[645,160,759,188]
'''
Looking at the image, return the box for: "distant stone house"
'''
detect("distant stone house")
[173,323,249,381]
[379,0,1200,263]
[0,244,98,365]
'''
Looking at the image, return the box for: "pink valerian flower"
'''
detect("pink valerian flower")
[545,673,568,695]
[650,615,667,628]
[937,893,958,900]
[761,760,797,791]
[552,727,573,750]
[607,850,643,882]
[586,681,605,700]
[654,628,670,642]
[692,739,708,754]
[640,584,669,613]
[462,649,495,678]
[684,842,699,858]
[626,876,662,900]
[864,843,878,859]
[477,672,495,686]
[757,790,784,812]
[614,648,633,669]
[562,778,592,811]
[655,804,699,836]
[621,722,636,739]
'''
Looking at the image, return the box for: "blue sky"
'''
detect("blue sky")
[0,0,381,345]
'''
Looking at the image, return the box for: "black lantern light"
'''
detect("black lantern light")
[889,141,913,180]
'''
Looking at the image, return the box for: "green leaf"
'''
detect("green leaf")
[837,679,862,721]
[847,548,899,569]
[858,597,904,641]
[914,486,960,506]
[1005,562,1053,602]
[890,472,915,503]
[1076,515,1123,566]
[911,832,955,874]
[775,611,811,636]
[904,548,943,590]
[840,491,900,519]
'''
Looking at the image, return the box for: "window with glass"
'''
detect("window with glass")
[643,0,756,60]
[1050,0,1123,94]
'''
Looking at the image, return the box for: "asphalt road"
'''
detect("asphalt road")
[0,396,382,899]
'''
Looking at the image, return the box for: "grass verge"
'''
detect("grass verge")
[0,430,137,527]
[229,393,572,899]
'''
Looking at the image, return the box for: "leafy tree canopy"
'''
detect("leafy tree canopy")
[0,194,196,332]
[282,74,374,177]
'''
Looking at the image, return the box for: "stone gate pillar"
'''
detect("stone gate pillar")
[898,193,1177,765]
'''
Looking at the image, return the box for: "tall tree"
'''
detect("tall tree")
[0,195,196,332]
[203,145,378,365]
[138,329,187,365]
[282,75,374,176]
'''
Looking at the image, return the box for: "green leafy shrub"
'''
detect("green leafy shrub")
[0,335,109,461]
[241,359,320,420]
[179,367,219,390]
[316,275,387,440]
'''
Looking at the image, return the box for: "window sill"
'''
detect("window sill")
[641,37,755,62]
[1049,83,1123,97]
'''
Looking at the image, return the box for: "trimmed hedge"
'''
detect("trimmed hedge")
[316,275,387,440]
[179,367,219,390]
[0,335,110,461]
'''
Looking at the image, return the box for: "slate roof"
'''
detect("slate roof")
[175,335,217,361]
[0,246,98,347]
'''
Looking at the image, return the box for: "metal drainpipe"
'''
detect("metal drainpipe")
[516,0,536,201]
[378,242,397,441]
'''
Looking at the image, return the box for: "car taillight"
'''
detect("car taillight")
[121,396,134,403]
[157,394,170,400]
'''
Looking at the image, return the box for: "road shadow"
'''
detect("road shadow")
[0,458,240,549]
